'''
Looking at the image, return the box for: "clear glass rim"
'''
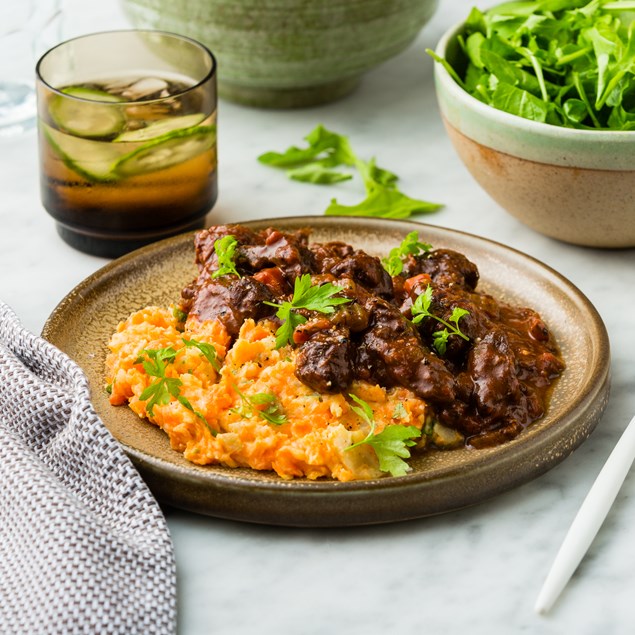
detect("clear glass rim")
[35,29,217,104]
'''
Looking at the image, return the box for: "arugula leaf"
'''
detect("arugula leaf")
[324,183,441,219]
[382,231,432,277]
[286,162,353,184]
[325,157,441,218]
[259,125,442,219]
[257,124,356,169]
[426,49,468,90]
[411,287,470,355]
[265,274,351,348]
[212,235,240,278]
[429,1,635,129]
[346,393,421,477]
[491,82,549,123]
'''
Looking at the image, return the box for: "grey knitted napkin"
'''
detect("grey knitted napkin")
[0,302,177,635]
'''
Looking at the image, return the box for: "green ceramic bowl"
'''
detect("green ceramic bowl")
[121,0,438,108]
[434,22,635,249]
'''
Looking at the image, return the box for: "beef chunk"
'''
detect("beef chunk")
[189,277,275,338]
[294,329,353,393]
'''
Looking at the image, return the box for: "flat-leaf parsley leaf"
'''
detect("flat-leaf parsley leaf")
[411,287,470,355]
[346,394,422,477]
[264,274,351,348]
[182,337,221,371]
[232,386,287,425]
[382,231,432,277]
[136,346,215,435]
[212,235,240,278]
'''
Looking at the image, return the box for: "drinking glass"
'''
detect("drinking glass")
[0,0,63,135]
[36,30,218,257]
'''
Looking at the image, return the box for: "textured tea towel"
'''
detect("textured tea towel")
[0,302,177,635]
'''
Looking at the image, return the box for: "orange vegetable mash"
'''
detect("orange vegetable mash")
[106,306,428,481]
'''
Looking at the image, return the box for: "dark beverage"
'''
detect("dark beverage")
[36,31,218,257]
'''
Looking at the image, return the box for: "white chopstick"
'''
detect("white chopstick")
[535,414,635,614]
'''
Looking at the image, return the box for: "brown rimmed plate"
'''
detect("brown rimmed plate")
[42,217,611,527]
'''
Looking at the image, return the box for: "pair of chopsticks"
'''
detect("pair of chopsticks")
[535,414,635,613]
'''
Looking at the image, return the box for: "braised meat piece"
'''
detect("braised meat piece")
[193,224,258,273]
[313,244,393,298]
[193,224,312,281]
[295,329,353,393]
[187,277,275,338]
[404,249,480,290]
[353,291,457,406]
[239,227,313,279]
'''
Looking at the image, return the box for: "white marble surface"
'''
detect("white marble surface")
[1,1,635,633]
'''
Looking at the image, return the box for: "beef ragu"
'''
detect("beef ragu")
[180,224,564,449]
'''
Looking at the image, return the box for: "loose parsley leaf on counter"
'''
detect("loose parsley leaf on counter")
[258,124,442,218]
[346,394,422,477]
[428,1,635,129]
[212,235,240,278]
[265,273,351,348]
[411,286,470,356]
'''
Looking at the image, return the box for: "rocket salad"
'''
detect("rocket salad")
[429,0,635,130]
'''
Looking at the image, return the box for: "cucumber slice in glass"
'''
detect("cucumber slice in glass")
[62,86,124,102]
[114,125,216,177]
[43,123,125,182]
[49,86,125,138]
[114,113,206,142]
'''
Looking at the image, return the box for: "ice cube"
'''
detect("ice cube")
[122,78,170,101]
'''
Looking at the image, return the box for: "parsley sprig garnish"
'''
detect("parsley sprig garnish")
[345,394,421,477]
[212,235,240,278]
[232,386,287,425]
[382,231,432,277]
[411,286,470,356]
[182,337,221,371]
[136,342,219,435]
[258,125,442,219]
[264,274,351,348]
[172,306,188,323]
[136,347,181,416]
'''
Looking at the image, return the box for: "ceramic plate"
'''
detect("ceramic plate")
[43,217,610,527]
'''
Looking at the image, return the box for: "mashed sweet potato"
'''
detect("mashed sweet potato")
[106,306,428,481]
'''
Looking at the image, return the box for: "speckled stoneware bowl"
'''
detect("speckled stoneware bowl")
[120,0,438,108]
[434,22,635,249]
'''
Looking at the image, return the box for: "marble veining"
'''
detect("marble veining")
[1,1,634,633]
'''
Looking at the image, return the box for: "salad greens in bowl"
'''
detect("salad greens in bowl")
[431,0,635,248]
